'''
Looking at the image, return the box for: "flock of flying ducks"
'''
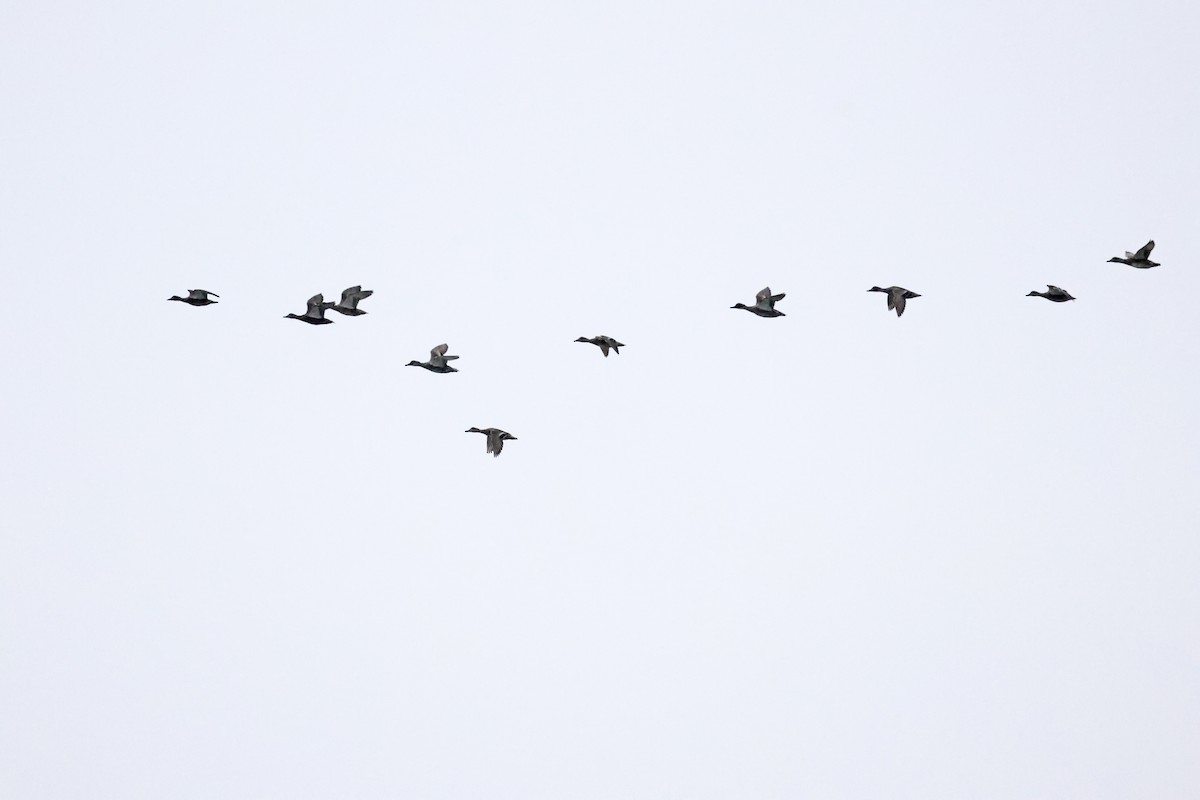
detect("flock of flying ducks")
[169,239,1162,456]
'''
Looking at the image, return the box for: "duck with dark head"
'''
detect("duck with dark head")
[867,286,921,317]
[285,293,334,325]
[1108,240,1159,269]
[466,427,517,457]
[169,289,218,306]
[732,286,786,317]
[575,335,625,357]
[407,343,459,373]
[1027,285,1076,302]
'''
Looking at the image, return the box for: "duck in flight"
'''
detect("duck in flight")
[330,285,374,316]
[407,343,460,373]
[1108,240,1159,269]
[168,289,218,306]
[868,286,921,317]
[284,294,335,325]
[575,335,625,357]
[732,286,786,317]
[1027,285,1076,302]
[466,427,517,457]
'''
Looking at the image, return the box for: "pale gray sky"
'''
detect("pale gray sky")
[2,0,1199,797]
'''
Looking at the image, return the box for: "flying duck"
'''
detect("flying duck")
[285,294,335,325]
[732,286,786,317]
[407,343,460,373]
[1027,285,1076,302]
[330,285,374,316]
[575,335,625,356]
[1108,240,1159,269]
[466,427,517,457]
[868,286,921,317]
[168,289,219,306]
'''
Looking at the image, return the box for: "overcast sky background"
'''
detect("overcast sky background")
[3,0,1199,797]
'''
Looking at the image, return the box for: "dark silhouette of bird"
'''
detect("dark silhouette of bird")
[407,343,460,373]
[285,294,335,325]
[466,427,517,457]
[868,286,921,317]
[575,335,625,357]
[1027,285,1076,302]
[1108,240,1160,269]
[732,287,786,317]
[168,289,218,306]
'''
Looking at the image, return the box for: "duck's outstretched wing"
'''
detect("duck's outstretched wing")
[1134,240,1155,260]
[337,286,373,309]
[894,293,906,316]
[754,286,781,310]
[305,294,332,317]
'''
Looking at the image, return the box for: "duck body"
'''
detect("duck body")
[1027,285,1076,302]
[408,361,458,373]
[169,289,219,306]
[732,286,786,317]
[407,343,459,372]
[466,427,517,457]
[868,286,921,317]
[330,285,374,315]
[1108,240,1159,269]
[575,335,625,356]
[285,293,335,325]
[405,362,456,376]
